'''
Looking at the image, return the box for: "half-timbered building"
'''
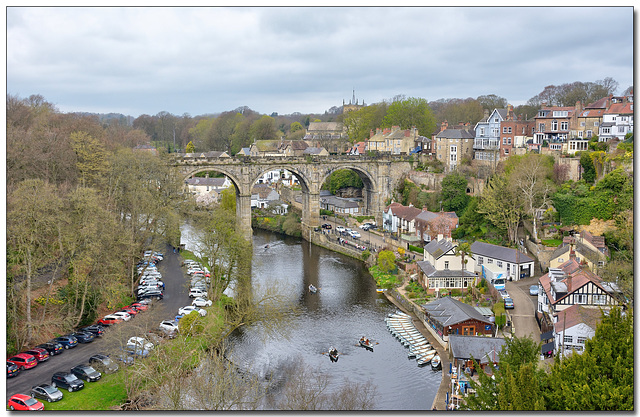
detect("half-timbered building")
[537,258,621,318]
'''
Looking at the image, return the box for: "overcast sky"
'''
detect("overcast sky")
[6,6,635,118]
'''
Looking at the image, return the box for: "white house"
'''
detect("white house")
[417,235,477,294]
[320,195,360,215]
[185,176,232,196]
[470,241,534,281]
[552,304,601,357]
[383,202,423,235]
[251,185,280,209]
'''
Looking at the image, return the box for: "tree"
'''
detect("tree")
[440,171,470,215]
[382,97,436,138]
[477,173,523,244]
[477,94,508,111]
[377,250,396,274]
[249,115,278,141]
[343,102,388,143]
[186,140,195,153]
[324,169,363,194]
[454,242,472,289]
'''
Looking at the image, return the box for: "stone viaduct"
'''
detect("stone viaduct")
[174,154,414,242]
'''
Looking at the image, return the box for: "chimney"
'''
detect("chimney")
[441,120,449,132]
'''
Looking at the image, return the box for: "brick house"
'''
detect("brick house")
[414,210,459,243]
[499,105,535,160]
[532,105,577,152]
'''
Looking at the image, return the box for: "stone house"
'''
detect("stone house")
[432,121,475,172]
[548,230,609,273]
[417,235,477,294]
[305,122,349,154]
[249,140,282,157]
[470,241,534,281]
[279,140,309,157]
[366,126,420,155]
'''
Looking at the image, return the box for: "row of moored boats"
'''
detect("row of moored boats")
[385,311,442,370]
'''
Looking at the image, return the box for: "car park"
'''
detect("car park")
[127,337,154,351]
[123,344,150,358]
[504,297,514,309]
[79,324,105,337]
[51,372,84,392]
[335,226,345,233]
[529,284,539,296]
[71,331,96,343]
[7,361,20,378]
[159,320,179,337]
[349,230,361,239]
[38,341,64,356]
[192,297,213,307]
[189,288,208,298]
[98,315,123,326]
[178,306,207,317]
[8,353,38,370]
[30,383,63,402]
[137,290,163,301]
[54,335,79,349]
[7,394,44,411]
[71,364,102,382]
[24,347,50,362]
[111,311,132,322]
[89,354,119,374]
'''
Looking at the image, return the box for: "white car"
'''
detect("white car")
[112,311,132,321]
[159,320,179,336]
[189,288,208,298]
[192,297,213,307]
[127,337,154,351]
[349,230,361,239]
[336,226,345,233]
[498,290,510,299]
[178,306,207,317]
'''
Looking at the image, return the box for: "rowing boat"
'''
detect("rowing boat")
[358,338,374,351]
[431,354,442,370]
[418,352,437,366]
[309,284,317,293]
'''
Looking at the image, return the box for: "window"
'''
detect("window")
[477,256,483,265]
[503,127,508,133]
[561,121,568,130]
[507,137,512,145]
[497,261,503,267]
[444,261,449,270]
[578,131,584,138]
[602,127,611,134]
[539,123,545,132]
[581,121,586,127]
[586,130,593,138]
[487,258,493,264]
[504,148,509,155]
[479,128,485,136]
[575,294,587,304]
[564,335,573,344]
[576,337,587,344]
[594,121,599,127]
[551,120,558,130]
[618,126,626,133]
[503,137,507,144]
[593,294,607,305]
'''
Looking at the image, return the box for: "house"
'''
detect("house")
[133,143,158,156]
[548,230,608,273]
[448,335,506,372]
[499,105,535,160]
[279,140,308,157]
[414,210,459,243]
[249,140,281,157]
[416,235,477,294]
[470,241,534,281]
[600,94,634,142]
[184,176,232,196]
[349,141,366,155]
[202,151,230,159]
[320,195,360,215]
[382,202,423,235]
[412,135,433,156]
[305,122,349,154]
[421,297,494,343]
[251,184,280,209]
[551,304,602,357]
[236,147,251,156]
[532,104,577,152]
[432,121,475,172]
[366,126,420,155]
[302,147,330,157]
[474,109,506,165]
[267,199,289,215]
[537,259,621,317]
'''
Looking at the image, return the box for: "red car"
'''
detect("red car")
[120,307,139,316]
[7,353,38,370]
[24,348,50,363]
[130,303,149,311]
[7,394,44,411]
[97,315,123,326]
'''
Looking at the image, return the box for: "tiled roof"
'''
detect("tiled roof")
[553,304,602,333]
[606,102,633,114]
[538,259,612,305]
[186,177,228,187]
[435,128,475,139]
[303,147,327,155]
[391,205,423,221]
[307,122,342,132]
[585,96,610,109]
[449,335,506,363]
[422,297,493,327]
[424,239,454,259]
[470,241,534,264]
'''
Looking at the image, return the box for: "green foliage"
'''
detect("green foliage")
[541,239,562,247]
[219,187,236,212]
[377,250,396,274]
[323,169,363,194]
[361,249,371,261]
[368,265,401,289]
[179,311,205,336]
[320,209,334,216]
[185,140,195,153]
[579,151,596,183]
[408,245,424,254]
[43,371,128,410]
[382,97,437,138]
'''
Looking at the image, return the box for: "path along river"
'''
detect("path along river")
[182,226,441,410]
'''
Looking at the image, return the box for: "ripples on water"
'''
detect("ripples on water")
[225,230,440,410]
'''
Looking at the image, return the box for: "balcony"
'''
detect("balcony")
[473,139,499,150]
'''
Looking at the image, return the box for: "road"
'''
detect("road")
[318,217,398,252]
[505,276,540,340]
[6,243,191,401]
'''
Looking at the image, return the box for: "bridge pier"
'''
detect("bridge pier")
[236,193,253,241]
[301,191,320,241]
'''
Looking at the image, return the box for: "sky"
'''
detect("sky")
[5,5,635,118]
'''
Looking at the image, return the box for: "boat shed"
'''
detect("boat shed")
[448,335,506,372]
[421,297,494,343]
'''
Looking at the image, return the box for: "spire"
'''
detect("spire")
[352,88,356,105]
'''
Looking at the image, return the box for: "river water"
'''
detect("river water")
[182,226,441,410]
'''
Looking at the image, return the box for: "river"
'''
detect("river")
[182,226,441,410]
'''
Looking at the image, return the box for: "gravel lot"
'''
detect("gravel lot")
[6,244,191,402]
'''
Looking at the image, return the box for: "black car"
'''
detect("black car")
[89,354,119,374]
[37,342,65,356]
[54,335,78,349]
[51,372,84,392]
[30,383,63,402]
[71,331,95,344]
[70,364,101,382]
[7,361,20,378]
[137,290,164,301]
[79,324,105,337]
[322,223,332,229]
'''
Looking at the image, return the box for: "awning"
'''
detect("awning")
[541,341,555,354]
[540,330,554,341]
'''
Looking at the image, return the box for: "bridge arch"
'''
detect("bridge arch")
[318,164,379,217]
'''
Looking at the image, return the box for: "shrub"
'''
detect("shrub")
[408,244,424,254]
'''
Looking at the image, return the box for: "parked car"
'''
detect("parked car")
[189,288,208,298]
[30,383,63,403]
[55,335,79,349]
[123,344,150,358]
[178,306,207,317]
[498,289,510,299]
[71,331,95,344]
[349,230,361,239]
[119,307,139,317]
[335,226,345,233]
[89,354,119,374]
[322,223,332,229]
[70,364,101,382]
[360,223,371,230]
[8,353,38,370]
[7,361,20,378]
[192,297,213,307]
[51,372,84,392]
[137,290,163,301]
[79,324,105,337]
[130,302,149,311]
[127,337,154,351]
[504,297,514,309]
[7,394,44,411]
[529,284,539,296]
[159,320,179,337]
[38,341,64,356]
[111,311,132,322]
[98,315,123,326]
[24,347,50,362]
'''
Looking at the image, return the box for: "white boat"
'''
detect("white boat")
[418,352,437,366]
[431,354,442,370]
[309,284,317,293]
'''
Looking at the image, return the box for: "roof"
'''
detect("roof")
[386,204,423,221]
[185,177,228,187]
[424,238,454,259]
[320,195,359,209]
[307,122,343,132]
[435,128,475,139]
[251,184,278,200]
[470,241,534,264]
[585,96,610,109]
[554,304,602,333]
[281,140,309,151]
[422,296,493,327]
[539,259,614,305]
[449,335,506,363]
[303,147,328,155]
[417,260,476,278]
[606,102,633,115]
